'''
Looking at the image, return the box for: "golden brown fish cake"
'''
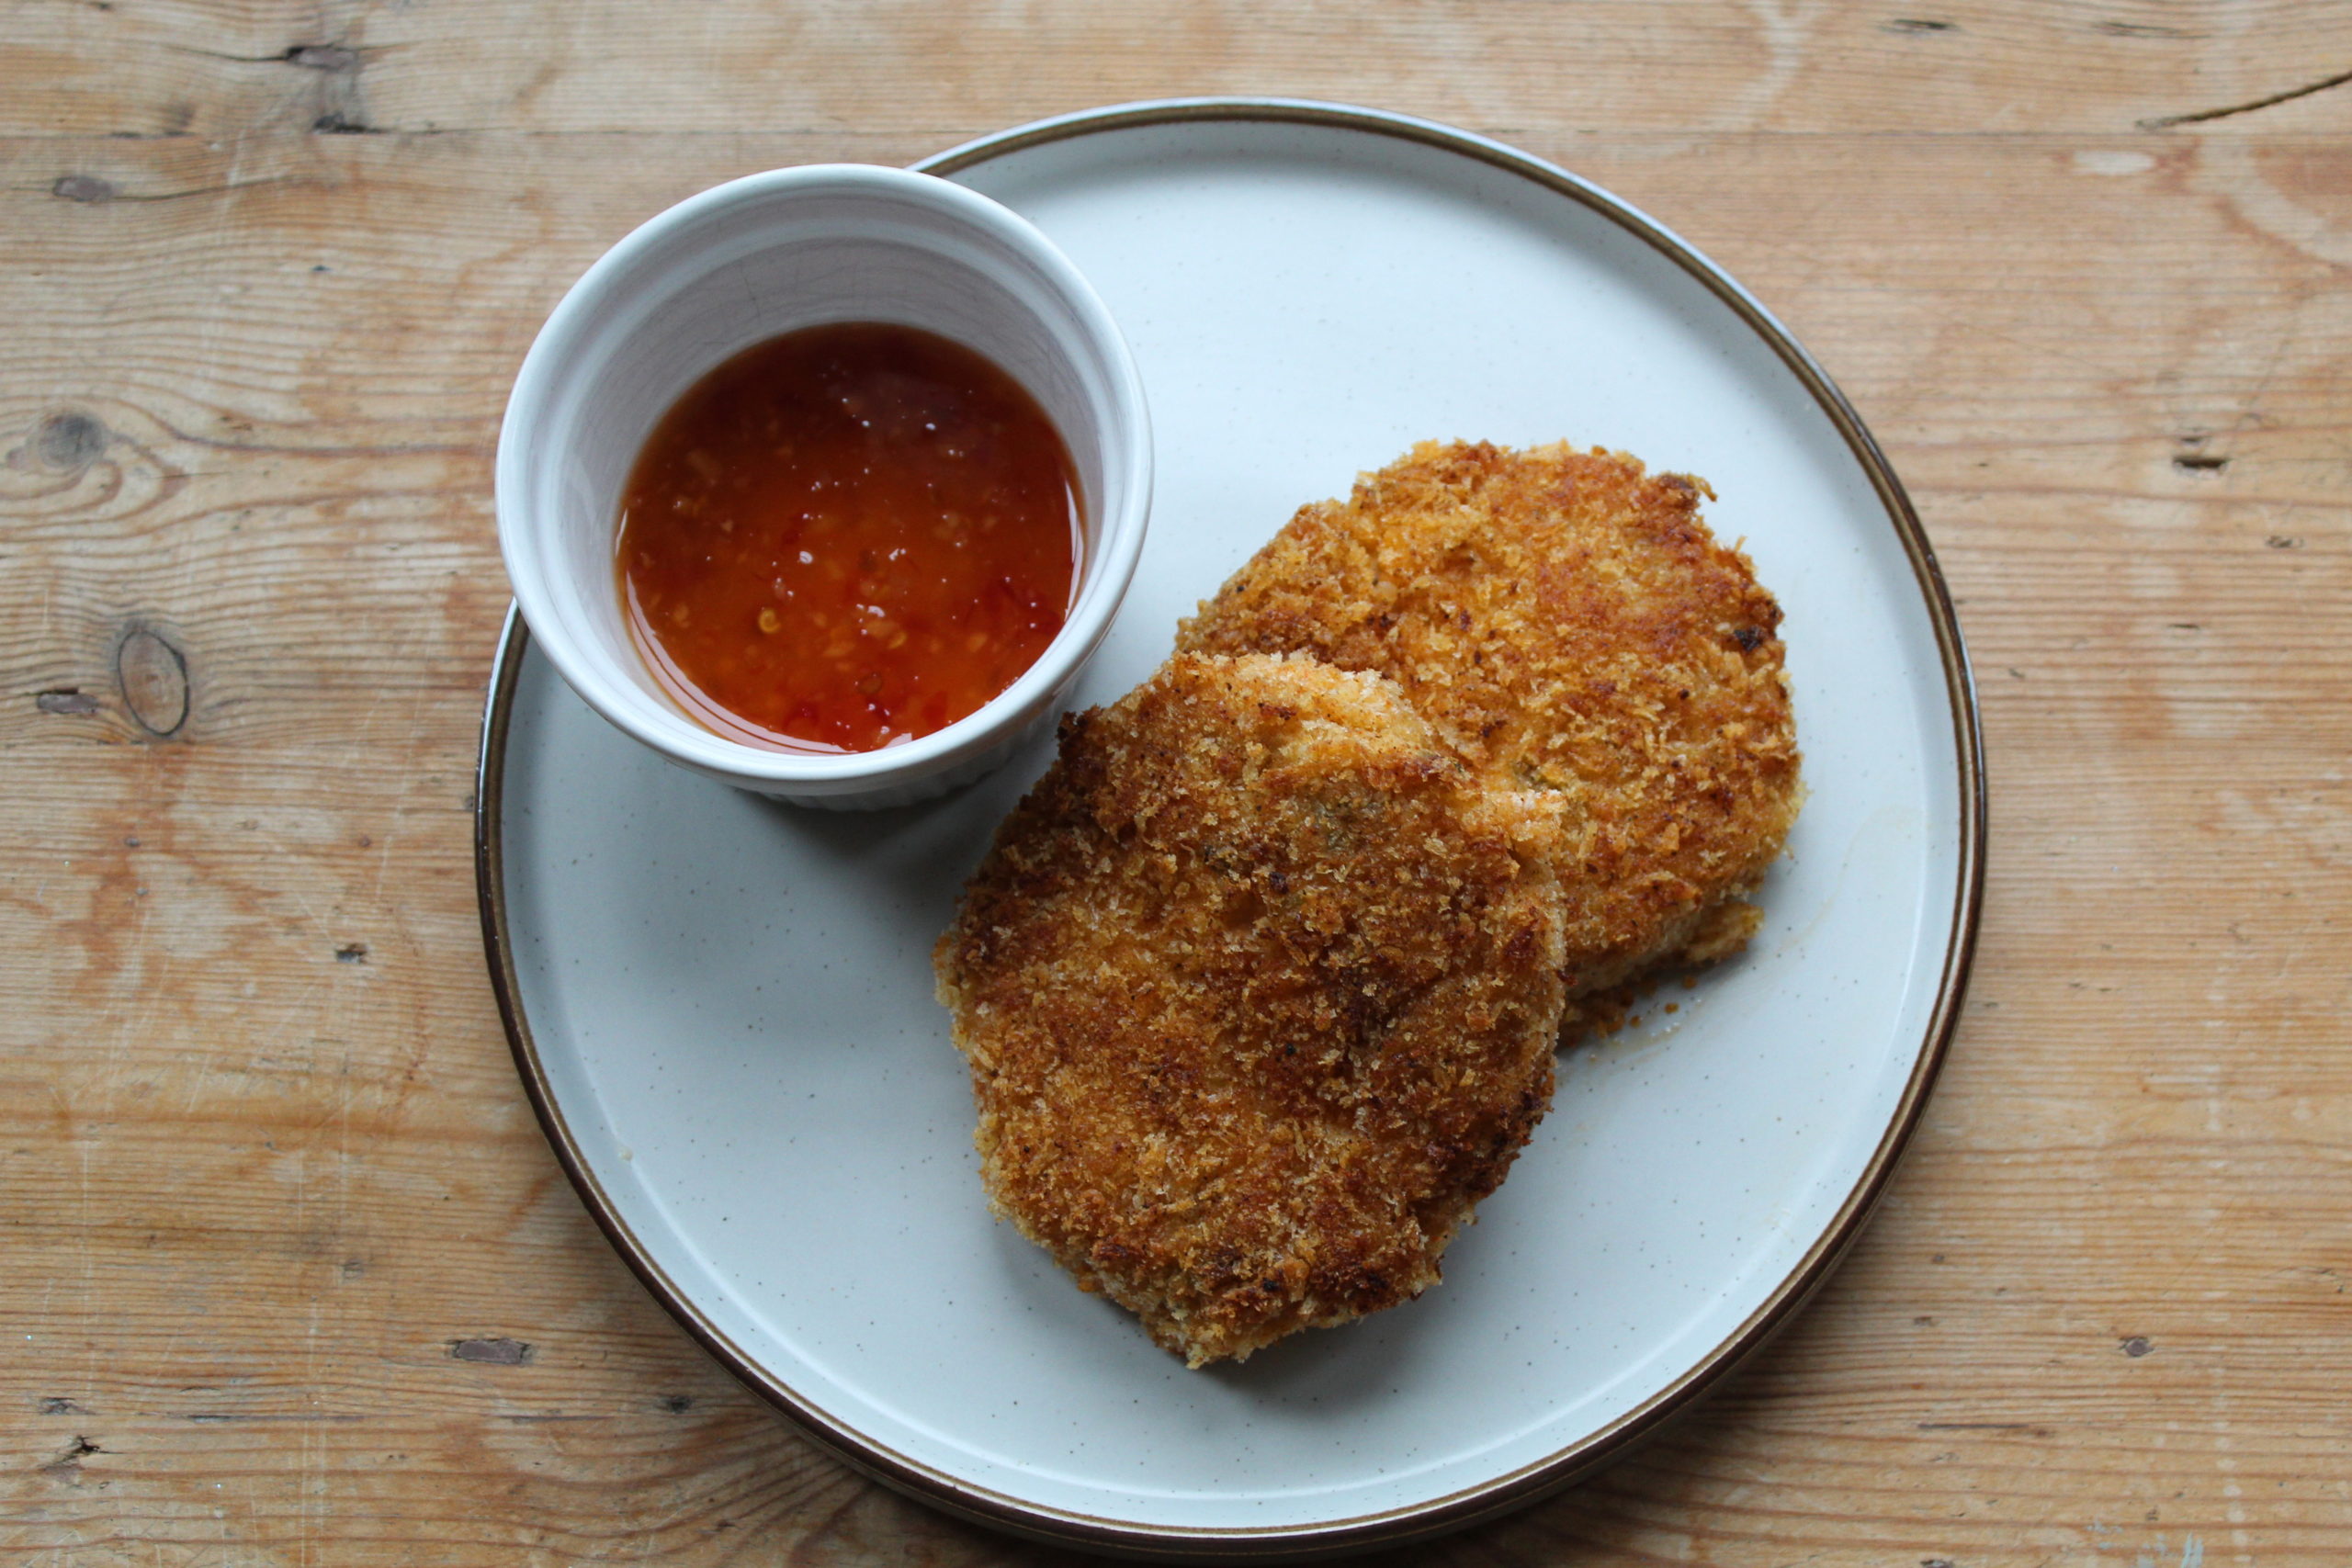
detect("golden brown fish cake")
[933,652,1567,1367]
[1178,441,1802,1016]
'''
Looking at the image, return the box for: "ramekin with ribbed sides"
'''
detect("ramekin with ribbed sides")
[496,164,1151,807]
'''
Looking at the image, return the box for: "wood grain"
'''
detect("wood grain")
[4,1,2349,1563]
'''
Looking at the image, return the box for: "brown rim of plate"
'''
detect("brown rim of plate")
[473,96,1987,1563]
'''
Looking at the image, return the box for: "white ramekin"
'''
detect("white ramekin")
[495,164,1151,807]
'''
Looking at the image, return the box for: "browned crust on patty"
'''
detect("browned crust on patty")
[933,653,1568,1366]
[1177,441,1802,1010]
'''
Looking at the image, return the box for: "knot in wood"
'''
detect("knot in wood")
[284,43,360,72]
[115,625,189,739]
[36,411,107,471]
[51,175,116,205]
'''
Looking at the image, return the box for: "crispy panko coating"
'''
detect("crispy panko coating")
[1178,441,1802,1012]
[934,653,1567,1367]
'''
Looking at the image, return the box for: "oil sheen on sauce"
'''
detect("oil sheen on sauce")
[616,322,1079,753]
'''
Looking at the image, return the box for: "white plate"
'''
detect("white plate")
[477,100,1983,1558]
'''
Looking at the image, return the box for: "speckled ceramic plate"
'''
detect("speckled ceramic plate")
[477,100,1983,1560]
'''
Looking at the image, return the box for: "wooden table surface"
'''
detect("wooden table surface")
[6,2,2349,1562]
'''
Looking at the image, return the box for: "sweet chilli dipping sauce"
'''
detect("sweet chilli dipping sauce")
[616,322,1080,753]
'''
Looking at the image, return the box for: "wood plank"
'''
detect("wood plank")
[6,1,2352,141]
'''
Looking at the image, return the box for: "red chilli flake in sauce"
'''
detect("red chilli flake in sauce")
[617,322,1080,754]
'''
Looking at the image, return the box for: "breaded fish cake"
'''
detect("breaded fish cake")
[1178,441,1801,1010]
[934,652,1567,1367]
